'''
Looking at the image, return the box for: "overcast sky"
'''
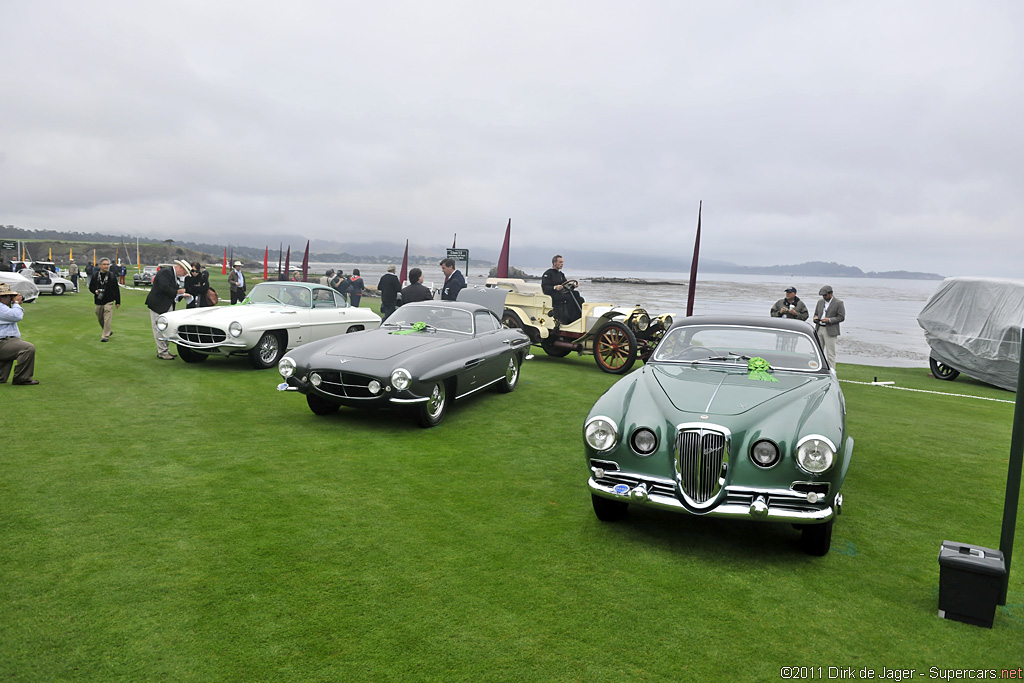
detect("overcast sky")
[2,1,1021,276]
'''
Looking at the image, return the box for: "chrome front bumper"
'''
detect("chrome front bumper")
[588,472,838,523]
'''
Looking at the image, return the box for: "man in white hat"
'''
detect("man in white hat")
[813,285,846,370]
[228,260,247,305]
[0,282,38,384]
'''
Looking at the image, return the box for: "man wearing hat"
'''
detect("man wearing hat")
[145,261,188,360]
[228,261,246,305]
[813,285,846,369]
[770,286,808,321]
[0,282,38,384]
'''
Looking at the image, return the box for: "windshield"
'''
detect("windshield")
[247,283,313,308]
[384,305,474,334]
[653,324,825,372]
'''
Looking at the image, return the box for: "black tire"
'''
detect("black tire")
[415,381,448,428]
[248,332,285,369]
[500,309,523,330]
[497,354,520,393]
[594,320,638,374]
[346,325,364,333]
[176,345,209,363]
[306,393,340,416]
[52,284,65,296]
[591,493,629,521]
[929,356,960,381]
[800,519,833,556]
[540,337,572,357]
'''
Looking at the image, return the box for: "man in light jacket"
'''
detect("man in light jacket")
[813,285,846,370]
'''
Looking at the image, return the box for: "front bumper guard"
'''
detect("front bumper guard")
[588,475,838,523]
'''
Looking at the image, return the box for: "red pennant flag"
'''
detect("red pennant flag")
[263,246,268,280]
[452,233,457,249]
[222,247,227,275]
[686,201,702,317]
[399,239,409,285]
[284,246,291,281]
[496,219,511,278]
[301,240,309,282]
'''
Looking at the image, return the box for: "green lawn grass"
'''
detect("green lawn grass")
[2,281,1021,681]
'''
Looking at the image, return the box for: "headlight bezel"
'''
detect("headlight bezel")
[629,427,658,456]
[228,321,243,338]
[156,316,168,331]
[390,368,412,391]
[795,435,837,474]
[585,416,619,452]
[278,357,296,379]
[749,439,781,468]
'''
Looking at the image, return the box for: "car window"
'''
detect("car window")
[387,306,474,334]
[474,311,501,334]
[653,325,824,371]
[248,284,312,308]
[312,288,336,308]
[332,291,349,307]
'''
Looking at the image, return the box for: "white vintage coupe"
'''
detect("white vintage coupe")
[156,281,382,368]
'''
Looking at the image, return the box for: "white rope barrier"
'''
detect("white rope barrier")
[839,379,1016,404]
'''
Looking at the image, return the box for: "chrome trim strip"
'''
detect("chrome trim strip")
[455,376,502,399]
[159,336,246,349]
[389,396,429,404]
[588,478,835,523]
[703,375,728,414]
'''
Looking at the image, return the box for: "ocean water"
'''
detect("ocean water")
[307,262,941,368]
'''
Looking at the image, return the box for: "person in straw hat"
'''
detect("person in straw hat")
[229,260,247,305]
[0,282,39,384]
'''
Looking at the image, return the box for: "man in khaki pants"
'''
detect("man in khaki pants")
[89,258,121,342]
[0,282,38,385]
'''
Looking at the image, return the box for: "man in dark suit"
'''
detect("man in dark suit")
[399,268,433,305]
[813,285,846,370]
[146,260,187,360]
[439,258,466,301]
[377,265,401,319]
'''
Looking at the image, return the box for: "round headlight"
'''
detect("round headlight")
[391,368,411,391]
[310,372,322,387]
[796,436,836,474]
[367,380,382,395]
[630,428,657,455]
[585,417,618,452]
[659,314,673,329]
[750,439,780,468]
[278,357,295,379]
[635,313,650,331]
[228,321,243,337]
[156,316,168,331]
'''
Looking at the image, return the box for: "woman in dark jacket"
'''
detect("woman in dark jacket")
[185,261,210,307]
[348,269,365,307]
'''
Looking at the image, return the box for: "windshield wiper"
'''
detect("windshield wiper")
[267,295,284,305]
[704,352,752,362]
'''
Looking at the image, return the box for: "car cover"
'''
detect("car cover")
[916,277,1024,391]
[0,271,40,303]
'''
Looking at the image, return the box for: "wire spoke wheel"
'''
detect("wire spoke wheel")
[594,321,637,374]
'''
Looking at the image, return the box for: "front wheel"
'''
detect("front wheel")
[497,354,520,393]
[593,320,638,374]
[800,519,833,556]
[415,381,449,428]
[176,345,209,363]
[591,493,629,521]
[929,356,960,381]
[306,393,340,416]
[248,332,284,369]
[52,284,65,296]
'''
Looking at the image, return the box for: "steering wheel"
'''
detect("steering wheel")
[563,279,578,290]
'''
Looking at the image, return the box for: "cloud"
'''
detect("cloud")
[1,0,1021,276]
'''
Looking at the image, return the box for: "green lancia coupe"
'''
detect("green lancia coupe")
[584,316,853,555]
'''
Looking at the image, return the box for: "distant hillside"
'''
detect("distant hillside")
[1,226,944,278]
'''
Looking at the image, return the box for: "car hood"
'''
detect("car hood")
[651,364,821,416]
[323,329,454,360]
[163,304,305,325]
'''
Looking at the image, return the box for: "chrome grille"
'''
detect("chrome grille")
[675,427,728,505]
[313,370,378,399]
[179,325,227,344]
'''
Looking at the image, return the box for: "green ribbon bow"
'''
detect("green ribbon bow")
[747,356,778,382]
[391,321,428,335]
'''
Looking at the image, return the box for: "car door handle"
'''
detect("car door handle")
[464,358,485,368]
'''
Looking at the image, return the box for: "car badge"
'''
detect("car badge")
[700,415,709,420]
[613,484,629,496]
[338,358,350,364]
